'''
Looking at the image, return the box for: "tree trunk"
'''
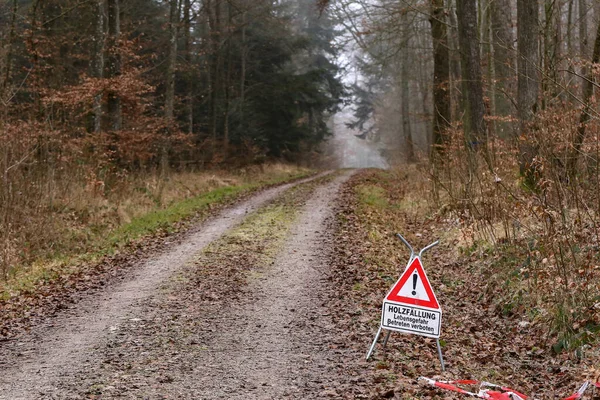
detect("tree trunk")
[1,0,18,104]
[541,0,562,104]
[490,0,516,138]
[401,48,414,162]
[198,1,211,148]
[567,0,573,59]
[184,0,193,134]
[240,10,247,129]
[554,0,565,101]
[106,0,121,131]
[567,0,576,102]
[517,0,540,180]
[482,0,494,137]
[223,2,233,151]
[430,0,451,156]
[207,0,222,142]
[93,0,105,133]
[165,0,178,122]
[579,0,588,94]
[456,0,487,149]
[447,0,462,121]
[568,15,600,174]
[162,0,179,176]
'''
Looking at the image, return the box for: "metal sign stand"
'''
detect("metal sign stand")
[366,234,445,371]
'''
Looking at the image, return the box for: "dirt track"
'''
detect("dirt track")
[0,171,364,399]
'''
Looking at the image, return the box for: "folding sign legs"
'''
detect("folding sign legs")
[436,339,445,371]
[365,329,391,360]
[366,329,446,372]
[382,330,391,348]
[366,326,382,360]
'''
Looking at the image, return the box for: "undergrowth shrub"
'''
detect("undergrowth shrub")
[427,105,600,353]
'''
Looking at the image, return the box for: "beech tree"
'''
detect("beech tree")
[430,0,451,155]
[456,0,487,151]
[490,0,515,138]
[106,0,122,132]
[569,14,600,174]
[517,0,540,180]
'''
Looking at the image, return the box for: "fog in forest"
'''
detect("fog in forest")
[327,108,389,169]
[323,0,434,170]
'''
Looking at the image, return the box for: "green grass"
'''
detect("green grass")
[203,203,298,267]
[356,184,389,208]
[108,185,246,246]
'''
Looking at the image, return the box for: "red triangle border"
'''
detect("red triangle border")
[385,257,440,309]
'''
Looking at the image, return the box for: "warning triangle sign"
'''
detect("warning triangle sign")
[385,257,440,309]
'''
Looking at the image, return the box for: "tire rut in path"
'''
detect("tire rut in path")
[192,171,354,399]
[0,172,332,400]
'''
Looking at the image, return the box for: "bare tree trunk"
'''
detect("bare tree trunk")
[165,0,179,122]
[106,0,121,131]
[198,1,211,150]
[490,0,516,137]
[27,0,42,119]
[162,0,179,176]
[208,0,222,142]
[184,0,193,134]
[566,0,576,100]
[223,2,233,151]
[567,0,573,59]
[456,0,487,149]
[430,0,451,155]
[1,0,18,103]
[93,0,105,133]
[0,0,18,277]
[401,48,414,162]
[517,0,540,180]
[569,16,600,174]
[482,0,494,137]
[447,0,462,121]
[415,21,432,148]
[240,9,247,129]
[579,0,588,94]
[541,0,563,104]
[554,0,565,101]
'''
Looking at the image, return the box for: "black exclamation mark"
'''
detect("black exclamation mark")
[412,273,418,296]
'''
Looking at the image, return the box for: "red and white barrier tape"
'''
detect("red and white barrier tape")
[562,381,589,400]
[419,377,598,400]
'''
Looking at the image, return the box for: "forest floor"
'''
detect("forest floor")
[0,168,598,399]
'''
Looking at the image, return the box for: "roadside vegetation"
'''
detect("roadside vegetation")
[0,164,312,299]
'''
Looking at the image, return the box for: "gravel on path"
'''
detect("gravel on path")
[191,171,355,399]
[0,173,332,400]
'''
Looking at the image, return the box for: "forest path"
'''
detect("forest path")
[0,170,366,399]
